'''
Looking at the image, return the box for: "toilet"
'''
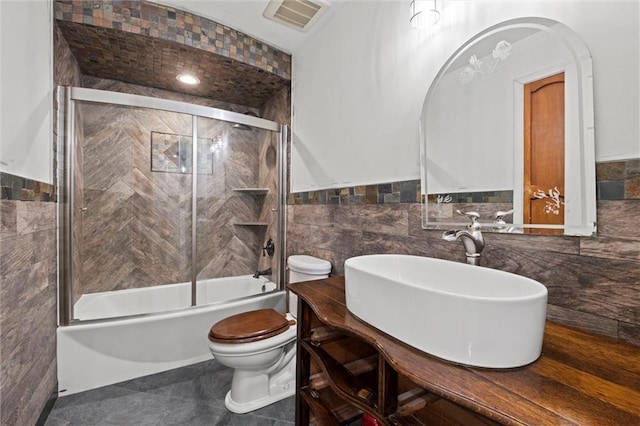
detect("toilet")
[207,255,331,413]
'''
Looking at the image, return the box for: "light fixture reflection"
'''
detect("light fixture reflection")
[176,73,200,85]
[209,134,224,153]
[410,0,440,29]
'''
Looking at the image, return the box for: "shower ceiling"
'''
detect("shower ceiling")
[57,20,290,108]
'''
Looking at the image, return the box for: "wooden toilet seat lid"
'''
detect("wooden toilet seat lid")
[208,309,295,344]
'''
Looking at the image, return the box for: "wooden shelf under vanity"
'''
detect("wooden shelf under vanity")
[289,276,640,425]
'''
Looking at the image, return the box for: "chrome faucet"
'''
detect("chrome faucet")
[442,210,484,265]
[253,268,272,279]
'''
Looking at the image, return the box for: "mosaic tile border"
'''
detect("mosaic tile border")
[3,160,636,205]
[288,180,421,205]
[54,0,291,80]
[0,173,56,202]
[289,160,640,206]
[427,190,513,204]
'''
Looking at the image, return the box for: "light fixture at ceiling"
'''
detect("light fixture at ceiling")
[410,0,440,29]
[176,73,200,85]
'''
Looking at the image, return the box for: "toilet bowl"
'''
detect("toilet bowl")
[207,255,331,413]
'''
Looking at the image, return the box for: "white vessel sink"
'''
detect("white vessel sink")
[344,255,548,368]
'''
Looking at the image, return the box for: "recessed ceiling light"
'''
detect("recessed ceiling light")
[176,73,200,85]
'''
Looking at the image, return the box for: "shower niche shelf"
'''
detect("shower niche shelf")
[232,187,270,227]
[232,187,269,195]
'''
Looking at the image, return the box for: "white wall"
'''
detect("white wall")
[291,0,640,192]
[0,0,53,184]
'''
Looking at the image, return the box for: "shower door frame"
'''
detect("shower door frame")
[58,86,288,325]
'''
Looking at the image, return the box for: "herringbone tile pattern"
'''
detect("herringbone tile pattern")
[75,84,275,299]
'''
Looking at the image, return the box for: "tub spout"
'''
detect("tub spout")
[253,268,272,278]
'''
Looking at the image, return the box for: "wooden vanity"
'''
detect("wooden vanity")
[289,277,640,425]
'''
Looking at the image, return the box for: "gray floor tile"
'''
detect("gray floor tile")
[50,385,143,411]
[214,411,292,426]
[42,416,71,426]
[155,401,228,425]
[250,396,296,422]
[48,390,172,425]
[45,359,296,425]
[118,360,231,408]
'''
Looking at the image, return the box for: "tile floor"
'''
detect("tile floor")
[44,359,295,425]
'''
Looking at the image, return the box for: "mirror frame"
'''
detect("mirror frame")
[420,17,596,236]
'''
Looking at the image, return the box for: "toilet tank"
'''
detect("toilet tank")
[287,255,331,317]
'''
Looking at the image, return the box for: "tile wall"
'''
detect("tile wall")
[0,23,82,426]
[287,160,640,347]
[0,199,57,425]
[54,0,291,79]
[70,76,282,297]
[1,6,290,425]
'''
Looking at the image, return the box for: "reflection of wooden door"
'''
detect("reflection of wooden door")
[523,73,564,235]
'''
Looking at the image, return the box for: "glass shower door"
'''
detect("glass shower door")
[70,101,193,321]
[195,115,280,305]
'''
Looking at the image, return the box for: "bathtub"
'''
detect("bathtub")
[57,275,286,395]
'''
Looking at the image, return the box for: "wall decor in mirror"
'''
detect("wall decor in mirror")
[421,17,596,236]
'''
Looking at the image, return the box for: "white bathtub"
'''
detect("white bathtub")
[57,275,286,395]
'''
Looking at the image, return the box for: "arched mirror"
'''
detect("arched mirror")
[420,17,596,236]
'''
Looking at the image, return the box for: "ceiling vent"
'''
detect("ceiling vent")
[263,0,330,32]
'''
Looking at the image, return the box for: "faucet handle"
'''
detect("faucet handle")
[495,209,514,220]
[456,210,480,222]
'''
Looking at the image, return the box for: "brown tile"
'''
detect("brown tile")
[15,359,56,426]
[288,222,362,256]
[625,176,640,199]
[596,161,625,181]
[619,321,640,346]
[0,234,34,278]
[0,200,17,238]
[334,204,409,236]
[289,204,336,227]
[364,185,378,204]
[597,200,640,238]
[546,304,619,339]
[581,236,640,261]
[0,260,56,426]
[16,202,55,235]
[487,232,580,255]
[625,159,640,178]
[308,191,322,205]
[21,189,35,201]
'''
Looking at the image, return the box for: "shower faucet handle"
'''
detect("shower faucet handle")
[262,239,275,258]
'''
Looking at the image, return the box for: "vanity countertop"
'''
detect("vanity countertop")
[289,276,640,425]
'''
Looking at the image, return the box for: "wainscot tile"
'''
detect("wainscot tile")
[580,236,640,261]
[546,304,619,339]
